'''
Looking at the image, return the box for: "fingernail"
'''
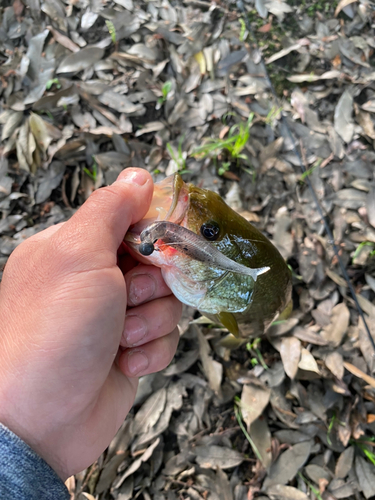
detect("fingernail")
[127,351,149,376]
[115,168,148,186]
[123,315,147,346]
[129,274,156,305]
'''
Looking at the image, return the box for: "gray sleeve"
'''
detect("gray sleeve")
[0,423,70,500]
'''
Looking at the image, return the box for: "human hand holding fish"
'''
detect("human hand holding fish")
[0,167,291,483]
[0,168,181,480]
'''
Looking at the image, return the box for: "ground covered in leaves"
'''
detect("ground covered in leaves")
[2,0,375,498]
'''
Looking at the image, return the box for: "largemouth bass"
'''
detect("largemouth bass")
[125,173,292,343]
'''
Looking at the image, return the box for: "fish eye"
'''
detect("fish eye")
[200,221,220,241]
[139,242,155,256]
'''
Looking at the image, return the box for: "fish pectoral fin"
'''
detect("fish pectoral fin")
[217,311,239,338]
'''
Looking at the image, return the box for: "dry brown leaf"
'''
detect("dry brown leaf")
[321,303,350,346]
[265,39,310,65]
[325,351,344,380]
[280,337,301,379]
[335,446,354,479]
[263,441,312,488]
[293,327,328,346]
[335,0,358,17]
[13,0,24,17]
[215,468,233,500]
[358,316,375,372]
[325,268,348,288]
[249,417,272,469]
[131,387,167,436]
[356,294,375,317]
[356,110,375,140]
[196,326,222,393]
[258,22,272,33]
[343,362,375,388]
[367,188,375,228]
[65,476,75,494]
[29,113,52,153]
[82,494,96,500]
[266,484,309,500]
[194,51,206,75]
[47,26,80,52]
[241,382,271,429]
[118,438,160,485]
[355,455,375,499]
[195,445,243,470]
[298,349,320,374]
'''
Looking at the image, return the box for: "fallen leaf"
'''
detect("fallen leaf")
[47,25,80,52]
[287,70,341,83]
[265,39,309,65]
[334,89,354,143]
[355,455,375,499]
[57,47,104,73]
[255,0,268,18]
[118,438,160,485]
[36,161,66,204]
[366,188,375,228]
[305,464,332,484]
[1,111,23,141]
[241,382,271,429]
[263,441,312,488]
[356,110,375,140]
[280,337,301,379]
[196,326,222,393]
[335,446,354,479]
[98,91,144,114]
[258,22,272,33]
[194,51,206,74]
[266,484,309,500]
[195,445,243,470]
[343,362,375,388]
[135,121,165,137]
[215,468,233,500]
[249,417,272,468]
[321,303,350,346]
[325,351,344,380]
[131,387,167,436]
[298,349,320,374]
[335,0,358,17]
[29,113,52,153]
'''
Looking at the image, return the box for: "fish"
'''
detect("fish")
[125,173,292,345]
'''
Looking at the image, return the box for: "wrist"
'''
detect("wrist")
[0,407,68,480]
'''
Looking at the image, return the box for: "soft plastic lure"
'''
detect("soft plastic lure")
[139,221,270,282]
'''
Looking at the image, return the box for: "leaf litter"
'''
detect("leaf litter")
[2,0,375,498]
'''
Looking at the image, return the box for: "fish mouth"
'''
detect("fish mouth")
[124,173,189,247]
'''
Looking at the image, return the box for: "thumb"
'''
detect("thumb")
[51,168,153,268]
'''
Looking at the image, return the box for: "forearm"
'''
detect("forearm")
[0,423,69,500]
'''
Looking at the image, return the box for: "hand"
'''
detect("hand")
[0,168,181,480]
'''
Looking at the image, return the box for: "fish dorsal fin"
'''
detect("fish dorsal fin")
[218,311,239,338]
